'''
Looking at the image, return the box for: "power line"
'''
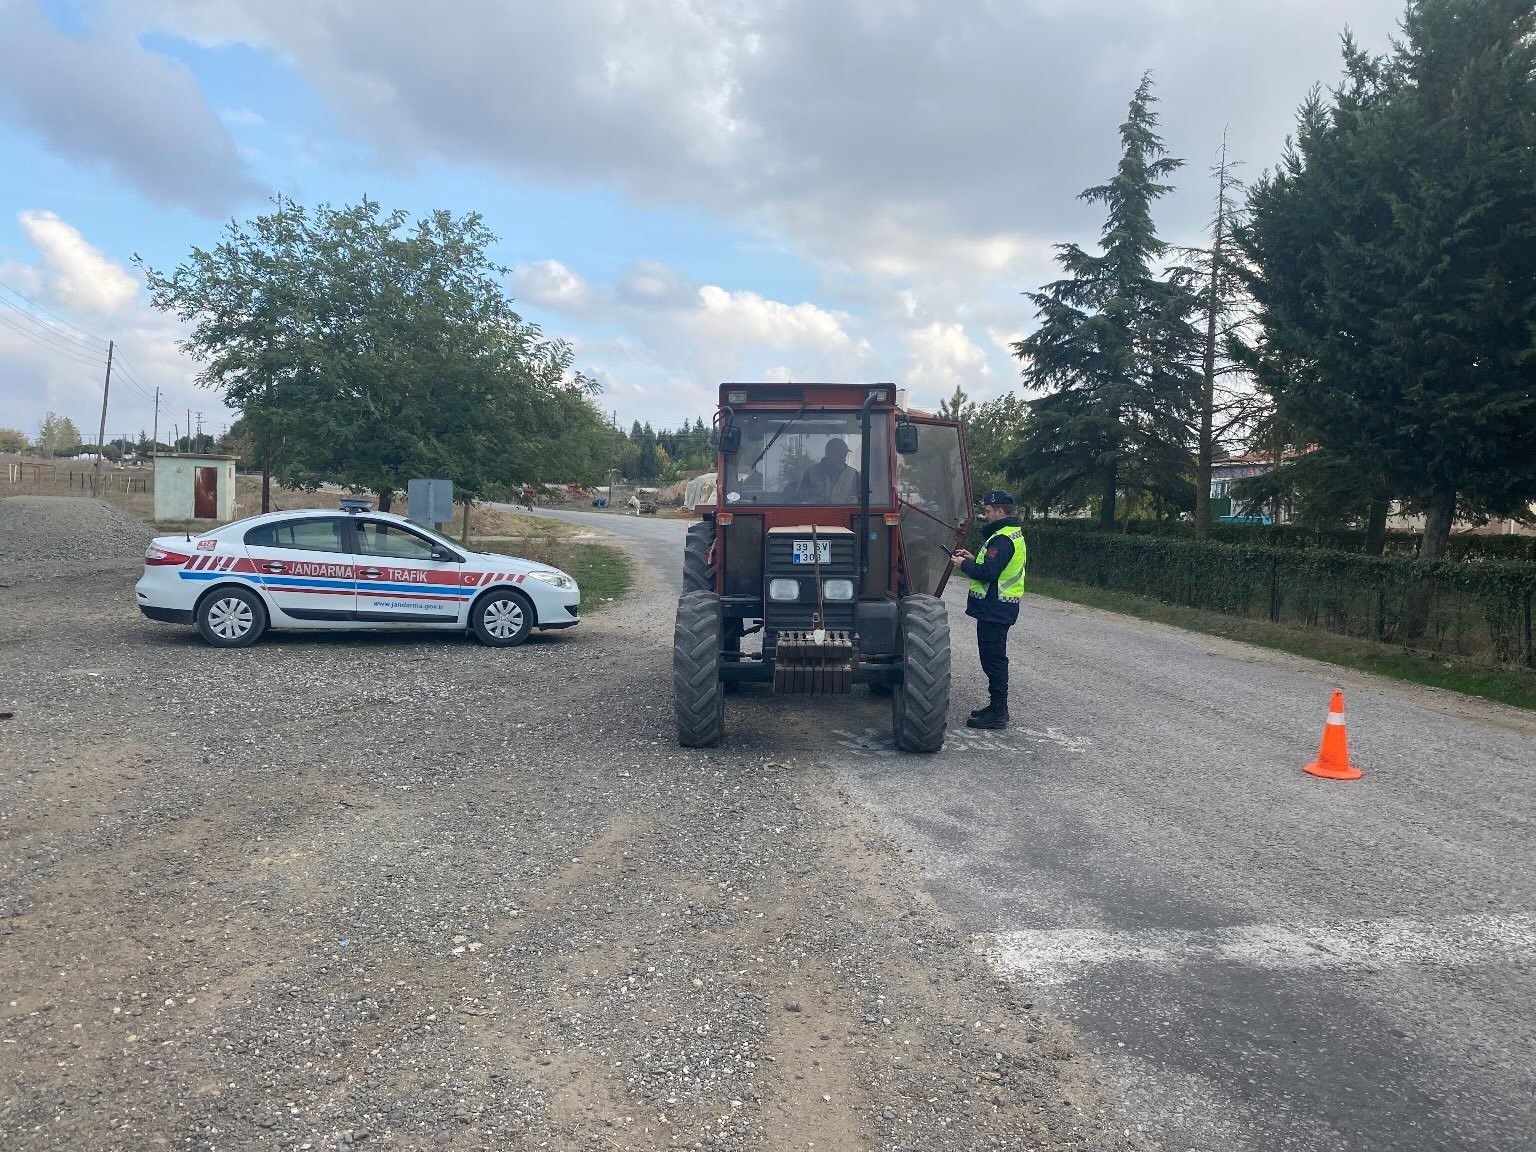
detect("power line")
[0,284,182,422]
[0,278,111,349]
[112,352,160,396]
[106,357,158,405]
[0,311,107,368]
[0,299,110,363]
[0,296,108,356]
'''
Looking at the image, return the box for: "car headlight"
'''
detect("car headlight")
[822,578,855,601]
[768,578,799,601]
[527,570,575,590]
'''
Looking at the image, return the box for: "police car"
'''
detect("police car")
[135,504,580,648]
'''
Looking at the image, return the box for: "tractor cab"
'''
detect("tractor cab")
[673,383,972,751]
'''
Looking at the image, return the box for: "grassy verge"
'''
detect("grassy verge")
[1029,575,1536,711]
[477,536,632,613]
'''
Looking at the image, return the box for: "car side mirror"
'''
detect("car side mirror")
[430,545,455,562]
[718,425,741,455]
[895,422,919,454]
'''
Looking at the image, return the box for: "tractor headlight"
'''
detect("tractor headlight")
[768,578,800,601]
[527,570,575,590]
[822,579,855,601]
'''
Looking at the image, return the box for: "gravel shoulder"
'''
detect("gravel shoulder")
[0,497,1142,1152]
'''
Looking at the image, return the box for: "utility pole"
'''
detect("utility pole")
[151,387,159,453]
[186,409,191,452]
[91,340,113,497]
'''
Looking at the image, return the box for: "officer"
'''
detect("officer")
[950,490,1026,729]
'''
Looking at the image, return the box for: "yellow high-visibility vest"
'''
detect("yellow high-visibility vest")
[967,525,1026,603]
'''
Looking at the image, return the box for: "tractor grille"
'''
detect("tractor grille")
[764,530,857,634]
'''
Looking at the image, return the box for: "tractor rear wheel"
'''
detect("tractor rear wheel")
[891,594,950,752]
[682,521,716,593]
[674,590,725,747]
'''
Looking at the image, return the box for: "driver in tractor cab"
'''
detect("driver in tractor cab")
[795,437,860,502]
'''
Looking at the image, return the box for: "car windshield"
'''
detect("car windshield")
[723,410,890,506]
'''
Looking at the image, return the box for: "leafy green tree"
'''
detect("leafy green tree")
[1236,0,1536,562]
[1011,74,1201,526]
[35,412,81,457]
[0,427,27,453]
[141,197,602,512]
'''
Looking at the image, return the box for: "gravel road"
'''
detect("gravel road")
[530,507,1536,1152]
[0,498,1142,1152]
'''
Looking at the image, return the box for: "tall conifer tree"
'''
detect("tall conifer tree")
[1010,74,1200,526]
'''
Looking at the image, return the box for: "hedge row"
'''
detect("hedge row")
[1027,516,1536,562]
[1017,523,1536,667]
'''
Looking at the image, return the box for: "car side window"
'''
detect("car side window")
[356,521,440,561]
[244,518,350,554]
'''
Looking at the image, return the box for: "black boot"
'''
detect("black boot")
[967,696,1009,730]
[968,703,990,720]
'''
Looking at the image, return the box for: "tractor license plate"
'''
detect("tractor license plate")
[791,541,832,565]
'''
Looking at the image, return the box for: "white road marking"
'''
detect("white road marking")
[977,914,1536,985]
[832,724,1090,758]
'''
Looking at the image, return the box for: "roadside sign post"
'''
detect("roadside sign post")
[408,478,455,530]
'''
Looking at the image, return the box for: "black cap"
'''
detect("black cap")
[981,489,1015,507]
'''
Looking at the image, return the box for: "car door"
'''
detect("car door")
[353,519,465,623]
[241,516,357,621]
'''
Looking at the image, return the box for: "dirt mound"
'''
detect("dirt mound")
[0,496,153,582]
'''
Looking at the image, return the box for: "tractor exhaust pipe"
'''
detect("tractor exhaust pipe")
[859,388,878,583]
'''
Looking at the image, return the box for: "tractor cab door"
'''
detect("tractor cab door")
[894,416,973,596]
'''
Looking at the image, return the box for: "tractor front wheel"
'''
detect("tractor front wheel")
[674,590,725,747]
[682,522,716,593]
[891,594,950,752]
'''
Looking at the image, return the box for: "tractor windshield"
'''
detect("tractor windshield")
[723,410,891,506]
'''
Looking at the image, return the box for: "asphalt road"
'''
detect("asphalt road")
[538,506,1536,1152]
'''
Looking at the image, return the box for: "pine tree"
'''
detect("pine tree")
[1011,74,1201,526]
[1191,134,1252,539]
[1237,0,1536,562]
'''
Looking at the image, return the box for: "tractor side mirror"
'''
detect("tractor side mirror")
[895,422,920,454]
[718,424,742,455]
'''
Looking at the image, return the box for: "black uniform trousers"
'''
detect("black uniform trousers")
[976,619,1011,701]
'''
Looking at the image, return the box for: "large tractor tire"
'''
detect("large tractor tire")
[891,594,950,753]
[682,521,716,593]
[674,590,725,747]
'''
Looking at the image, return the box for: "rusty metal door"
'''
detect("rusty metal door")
[194,467,217,519]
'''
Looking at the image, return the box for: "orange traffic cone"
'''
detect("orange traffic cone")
[1304,690,1362,780]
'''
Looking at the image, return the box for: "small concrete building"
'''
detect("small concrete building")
[153,453,238,522]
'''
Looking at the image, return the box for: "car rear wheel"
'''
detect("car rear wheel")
[196,586,267,648]
[472,589,534,647]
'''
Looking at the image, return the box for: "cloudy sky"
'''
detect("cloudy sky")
[0,0,1405,444]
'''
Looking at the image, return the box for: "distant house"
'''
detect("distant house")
[1210,450,1310,524]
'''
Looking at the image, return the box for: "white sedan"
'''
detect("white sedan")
[135,506,580,648]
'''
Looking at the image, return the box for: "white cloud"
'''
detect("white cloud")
[512,259,592,313]
[0,211,229,442]
[0,3,259,215]
[690,285,858,355]
[18,211,139,315]
[122,0,1402,265]
[616,259,698,309]
[902,322,991,394]
[105,0,1409,425]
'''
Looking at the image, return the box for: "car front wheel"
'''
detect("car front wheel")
[196,586,268,648]
[472,590,534,647]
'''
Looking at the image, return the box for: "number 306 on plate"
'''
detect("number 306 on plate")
[791,540,832,564]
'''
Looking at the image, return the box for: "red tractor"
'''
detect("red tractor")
[673,383,973,751]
